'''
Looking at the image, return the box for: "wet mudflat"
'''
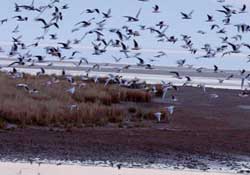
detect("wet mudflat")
[0,86,250,174]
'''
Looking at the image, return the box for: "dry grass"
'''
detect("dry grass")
[0,72,162,128]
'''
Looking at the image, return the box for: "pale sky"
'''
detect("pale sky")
[0,0,250,70]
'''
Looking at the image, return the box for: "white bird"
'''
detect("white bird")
[93,75,99,83]
[16,83,28,89]
[241,78,245,89]
[105,74,116,87]
[161,81,173,100]
[210,93,219,99]
[47,62,53,66]
[66,76,75,84]
[67,87,76,94]
[151,85,157,94]
[69,104,78,111]
[166,106,175,115]
[162,86,171,100]
[197,83,206,93]
[29,89,39,94]
[16,83,38,94]
[239,90,249,98]
[79,82,86,88]
[154,112,162,122]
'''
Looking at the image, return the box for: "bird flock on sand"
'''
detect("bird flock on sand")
[0,0,250,122]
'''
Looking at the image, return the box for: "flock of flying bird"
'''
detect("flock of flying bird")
[0,0,250,120]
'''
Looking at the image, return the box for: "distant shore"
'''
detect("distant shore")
[0,57,247,90]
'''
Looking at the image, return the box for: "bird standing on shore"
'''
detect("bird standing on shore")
[154,112,162,122]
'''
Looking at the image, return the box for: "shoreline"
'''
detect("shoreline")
[0,161,241,175]
[0,57,248,74]
[0,127,250,173]
[0,58,248,90]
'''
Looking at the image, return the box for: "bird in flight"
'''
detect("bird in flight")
[181,10,194,19]
[124,8,142,22]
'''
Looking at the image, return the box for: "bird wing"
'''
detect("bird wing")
[189,10,194,16]
[170,71,179,77]
[121,42,127,50]
[133,39,139,48]
[136,57,144,64]
[180,12,187,18]
[136,8,142,19]
[227,42,236,50]
[35,18,47,26]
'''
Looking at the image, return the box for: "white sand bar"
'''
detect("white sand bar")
[0,162,236,175]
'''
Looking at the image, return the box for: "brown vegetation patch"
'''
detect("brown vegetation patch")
[0,72,160,128]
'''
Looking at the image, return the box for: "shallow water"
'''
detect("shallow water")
[0,162,236,175]
[238,105,250,110]
[1,66,246,90]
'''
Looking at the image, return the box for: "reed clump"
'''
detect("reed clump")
[0,72,157,128]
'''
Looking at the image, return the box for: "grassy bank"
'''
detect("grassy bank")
[0,72,166,128]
